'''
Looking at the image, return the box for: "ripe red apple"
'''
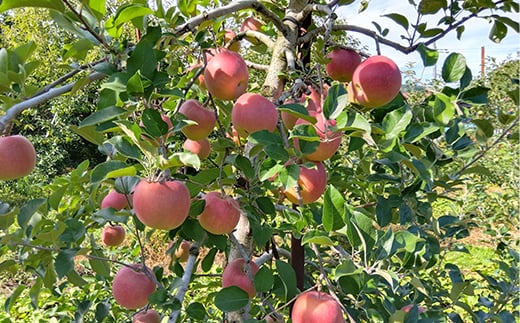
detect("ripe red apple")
[173,240,192,262]
[291,291,345,323]
[0,135,36,180]
[133,180,191,230]
[325,48,362,82]
[178,99,216,140]
[232,92,279,138]
[294,112,342,162]
[224,29,241,52]
[284,162,327,205]
[204,49,249,100]
[348,55,402,109]
[112,265,157,309]
[221,258,259,298]
[101,225,126,246]
[183,137,211,160]
[198,191,241,235]
[133,309,161,323]
[101,189,129,210]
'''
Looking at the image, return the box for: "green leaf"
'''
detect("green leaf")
[254,266,274,292]
[302,230,334,246]
[29,278,42,308]
[432,93,455,125]
[4,285,25,313]
[278,104,316,123]
[59,219,86,243]
[460,86,489,104]
[214,286,250,312]
[141,108,169,138]
[0,0,65,12]
[418,0,447,14]
[489,20,508,43]
[186,302,206,320]
[249,130,283,146]
[376,195,401,226]
[235,155,255,179]
[383,13,409,30]
[112,4,154,30]
[322,84,349,120]
[108,136,141,160]
[201,247,217,272]
[87,0,106,20]
[80,106,127,127]
[275,260,298,302]
[322,185,346,232]
[442,53,467,83]
[18,198,46,229]
[160,152,201,171]
[88,249,111,278]
[264,144,290,162]
[70,125,106,146]
[404,123,440,143]
[55,249,78,278]
[63,39,94,60]
[91,160,129,183]
[0,203,16,230]
[13,41,36,63]
[417,43,439,67]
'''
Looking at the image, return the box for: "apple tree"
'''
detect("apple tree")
[0,0,518,322]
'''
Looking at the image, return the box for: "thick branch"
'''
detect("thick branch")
[174,1,284,36]
[0,72,106,134]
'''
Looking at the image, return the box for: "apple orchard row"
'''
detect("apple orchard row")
[0,40,402,322]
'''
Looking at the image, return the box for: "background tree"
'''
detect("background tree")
[0,0,518,322]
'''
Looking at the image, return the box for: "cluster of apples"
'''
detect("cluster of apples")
[0,135,36,181]
[325,47,402,109]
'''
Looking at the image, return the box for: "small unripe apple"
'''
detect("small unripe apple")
[221,258,259,298]
[326,48,362,82]
[284,162,327,205]
[101,225,126,246]
[183,137,211,160]
[198,192,241,235]
[133,180,191,230]
[101,189,130,210]
[132,309,161,323]
[232,92,278,138]
[291,291,345,323]
[0,135,36,180]
[179,99,216,140]
[348,55,402,109]
[112,265,156,310]
[204,49,249,101]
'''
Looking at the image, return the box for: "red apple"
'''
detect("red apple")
[326,48,362,82]
[133,180,191,230]
[173,240,192,262]
[178,99,216,140]
[225,29,241,52]
[348,55,402,109]
[101,189,129,210]
[101,225,126,246]
[183,137,211,160]
[133,309,161,323]
[221,258,259,298]
[204,49,249,100]
[291,291,345,323]
[232,92,279,138]
[294,112,342,162]
[112,265,156,310]
[284,162,327,205]
[198,192,241,235]
[0,135,36,180]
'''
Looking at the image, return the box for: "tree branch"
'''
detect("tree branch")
[0,71,106,134]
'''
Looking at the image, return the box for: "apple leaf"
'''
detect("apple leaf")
[214,286,249,312]
[277,104,316,124]
[254,266,274,292]
[322,185,346,232]
[442,53,467,83]
[417,43,439,67]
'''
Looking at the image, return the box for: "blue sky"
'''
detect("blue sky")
[338,1,520,81]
